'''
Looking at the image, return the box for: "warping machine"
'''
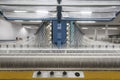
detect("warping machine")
[0,0,120,80]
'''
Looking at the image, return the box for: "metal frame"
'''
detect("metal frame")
[0,3,119,7]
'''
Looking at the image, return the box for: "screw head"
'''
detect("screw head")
[63,71,67,75]
[37,71,41,75]
[75,72,80,77]
[50,71,54,75]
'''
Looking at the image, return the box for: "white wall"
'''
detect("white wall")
[0,20,16,40]
[0,19,36,41]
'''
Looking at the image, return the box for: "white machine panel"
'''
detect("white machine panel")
[33,71,84,78]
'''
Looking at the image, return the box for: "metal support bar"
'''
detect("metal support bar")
[0,3,119,6]
[57,0,62,4]
[70,21,75,46]
[6,17,56,21]
[94,28,98,41]
[3,11,120,22]
[5,17,114,21]
[57,6,62,23]
[105,25,109,38]
[62,18,115,21]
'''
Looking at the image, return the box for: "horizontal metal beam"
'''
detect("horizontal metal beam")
[6,17,114,21]
[1,68,120,71]
[77,23,120,26]
[0,3,120,7]
[6,17,56,21]
[0,3,57,6]
[63,18,114,21]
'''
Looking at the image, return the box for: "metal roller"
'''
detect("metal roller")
[0,49,120,71]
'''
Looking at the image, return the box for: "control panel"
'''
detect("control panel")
[33,71,84,78]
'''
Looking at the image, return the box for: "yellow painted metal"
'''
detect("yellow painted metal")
[0,71,120,80]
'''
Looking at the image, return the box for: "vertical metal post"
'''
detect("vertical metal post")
[57,6,62,23]
[70,21,75,46]
[94,28,98,41]
[105,25,108,38]
[57,0,62,4]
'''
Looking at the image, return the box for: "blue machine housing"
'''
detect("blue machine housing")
[52,21,67,47]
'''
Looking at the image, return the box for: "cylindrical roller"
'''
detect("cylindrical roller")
[0,49,120,71]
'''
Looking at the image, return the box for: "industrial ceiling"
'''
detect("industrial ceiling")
[0,0,120,25]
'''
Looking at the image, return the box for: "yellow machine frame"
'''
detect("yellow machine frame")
[0,71,120,80]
